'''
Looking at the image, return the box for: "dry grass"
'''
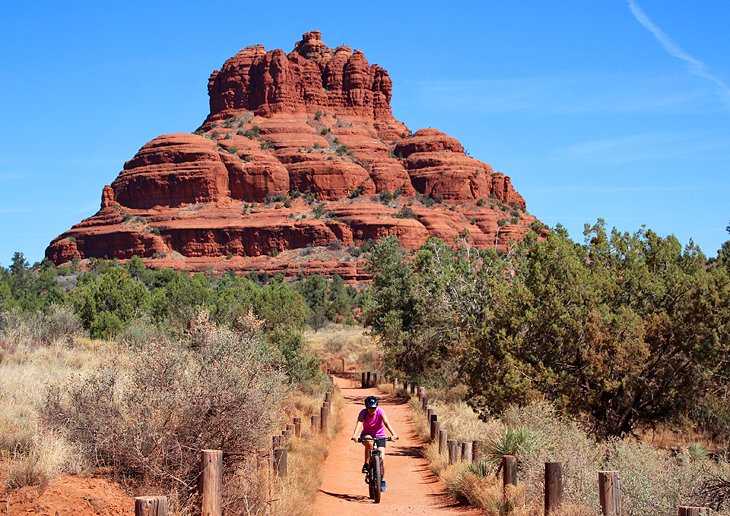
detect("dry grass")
[304,323,378,371]
[0,338,114,487]
[272,383,344,515]
[412,398,730,515]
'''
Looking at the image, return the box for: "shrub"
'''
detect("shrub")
[260,140,274,151]
[240,126,261,139]
[319,127,330,136]
[476,198,486,207]
[314,110,325,120]
[335,145,350,156]
[43,325,285,509]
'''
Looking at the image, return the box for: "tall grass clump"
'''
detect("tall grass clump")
[43,318,285,512]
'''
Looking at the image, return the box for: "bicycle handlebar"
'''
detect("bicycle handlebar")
[356,436,398,443]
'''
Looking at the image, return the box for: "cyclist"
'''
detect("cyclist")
[350,395,398,492]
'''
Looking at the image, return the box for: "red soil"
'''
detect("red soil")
[2,474,133,515]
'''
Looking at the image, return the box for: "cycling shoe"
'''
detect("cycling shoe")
[361,463,369,474]
[381,480,387,492]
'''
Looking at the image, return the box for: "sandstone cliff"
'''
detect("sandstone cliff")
[47,31,537,279]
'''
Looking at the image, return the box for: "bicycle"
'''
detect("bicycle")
[357,436,397,503]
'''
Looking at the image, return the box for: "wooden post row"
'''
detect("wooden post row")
[545,462,563,514]
[134,496,168,516]
[366,371,371,388]
[200,450,222,516]
[361,372,366,388]
[598,471,621,516]
[293,417,301,437]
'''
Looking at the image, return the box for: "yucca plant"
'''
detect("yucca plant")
[484,426,537,465]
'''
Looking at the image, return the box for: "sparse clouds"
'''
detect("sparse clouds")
[553,132,730,165]
[400,73,709,116]
[628,0,730,111]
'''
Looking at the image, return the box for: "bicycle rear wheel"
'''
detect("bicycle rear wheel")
[371,455,382,503]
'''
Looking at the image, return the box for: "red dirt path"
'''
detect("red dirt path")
[312,375,482,515]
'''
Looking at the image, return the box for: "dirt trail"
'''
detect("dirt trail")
[312,375,481,515]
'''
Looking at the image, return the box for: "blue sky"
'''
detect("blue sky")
[1,1,728,266]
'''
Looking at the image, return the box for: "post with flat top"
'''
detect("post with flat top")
[321,402,330,433]
[366,371,371,388]
[373,372,378,385]
[325,391,332,403]
[273,447,287,477]
[678,507,709,516]
[294,417,301,437]
[362,372,366,388]
[430,417,439,442]
[472,440,483,462]
[461,441,473,463]
[134,496,168,516]
[200,450,222,516]
[286,424,295,439]
[502,455,517,490]
[311,414,320,435]
[598,471,621,516]
[422,396,429,412]
[448,440,458,465]
[545,462,563,514]
[439,429,448,455]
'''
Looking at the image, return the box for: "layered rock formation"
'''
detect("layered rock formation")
[47,31,538,279]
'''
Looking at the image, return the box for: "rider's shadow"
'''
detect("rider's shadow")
[318,490,371,503]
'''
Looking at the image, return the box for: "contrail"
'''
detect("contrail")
[628,0,730,110]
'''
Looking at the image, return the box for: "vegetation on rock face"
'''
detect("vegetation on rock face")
[364,221,730,438]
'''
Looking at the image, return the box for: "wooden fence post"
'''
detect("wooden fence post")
[598,471,621,516]
[325,391,332,403]
[430,416,439,442]
[461,441,473,463]
[422,396,429,413]
[439,429,447,455]
[410,383,416,395]
[373,372,378,385]
[361,372,366,388]
[473,440,483,462]
[273,447,287,477]
[311,414,320,435]
[134,496,168,516]
[200,450,222,516]
[294,417,301,437]
[678,507,709,516]
[448,440,458,465]
[502,455,517,490]
[286,424,295,439]
[394,378,399,390]
[545,462,563,514]
[320,404,329,433]
[366,371,371,388]
[341,357,345,372]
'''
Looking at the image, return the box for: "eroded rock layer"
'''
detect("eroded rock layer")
[47,31,538,279]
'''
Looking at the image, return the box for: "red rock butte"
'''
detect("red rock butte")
[46,31,539,280]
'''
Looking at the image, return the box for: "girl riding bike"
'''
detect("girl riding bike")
[350,395,398,492]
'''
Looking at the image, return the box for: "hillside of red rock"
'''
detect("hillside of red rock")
[46,31,538,279]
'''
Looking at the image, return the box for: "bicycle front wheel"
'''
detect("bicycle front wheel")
[371,455,382,503]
